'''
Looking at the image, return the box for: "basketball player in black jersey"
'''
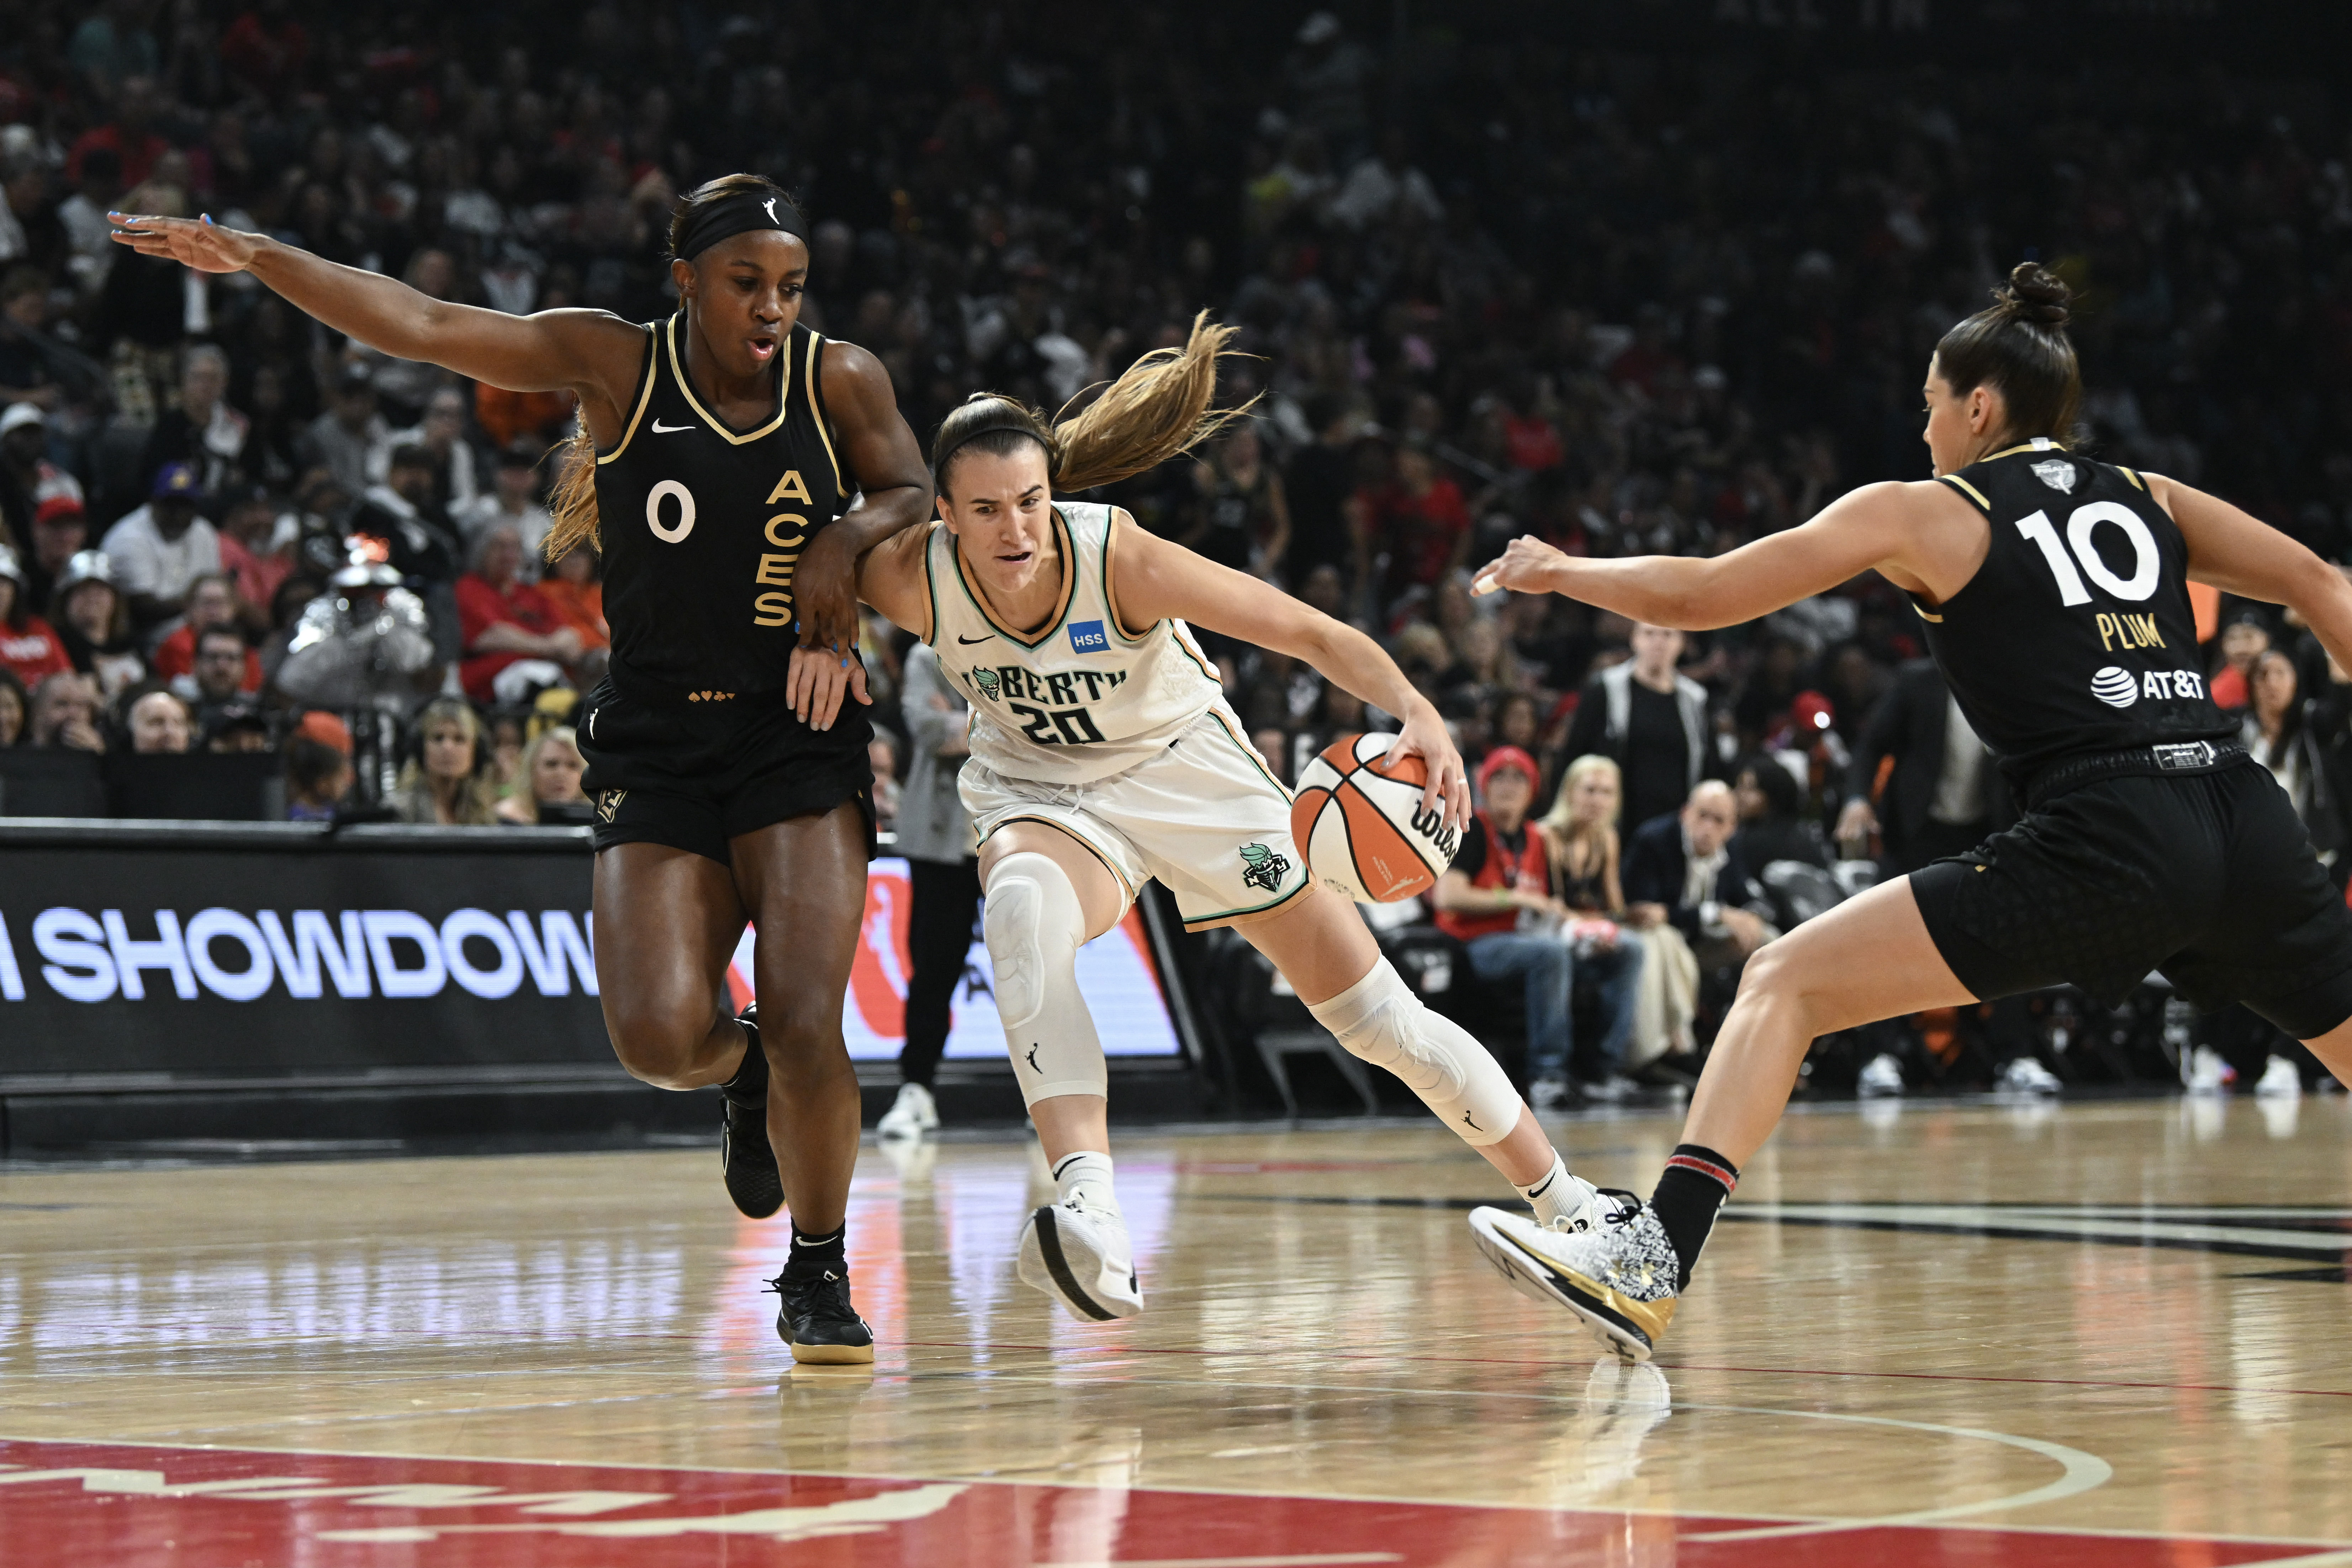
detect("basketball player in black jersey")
[1463,264,2352,1361]
[111,176,931,1363]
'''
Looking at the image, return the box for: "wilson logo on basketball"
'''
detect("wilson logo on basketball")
[1290,732,1460,904]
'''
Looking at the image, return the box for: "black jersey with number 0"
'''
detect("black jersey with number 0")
[1912,439,2233,777]
[592,314,850,699]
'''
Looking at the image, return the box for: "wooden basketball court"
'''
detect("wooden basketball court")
[5,1096,2352,1566]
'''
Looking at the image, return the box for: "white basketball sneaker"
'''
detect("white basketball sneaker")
[1857,1052,1906,1097]
[1994,1056,2062,1096]
[876,1082,939,1140]
[1469,1199,1679,1362]
[1018,1198,1143,1322]
[2254,1055,2303,1100]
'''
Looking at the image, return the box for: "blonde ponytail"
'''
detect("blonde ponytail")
[931,311,1254,496]
[540,424,600,561]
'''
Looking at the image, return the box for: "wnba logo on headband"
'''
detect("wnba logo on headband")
[672,180,809,262]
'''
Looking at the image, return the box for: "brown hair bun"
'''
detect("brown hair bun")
[1997,262,2072,329]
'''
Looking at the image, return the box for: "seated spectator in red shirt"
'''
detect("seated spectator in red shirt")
[216,485,295,621]
[0,543,71,687]
[455,523,579,705]
[152,574,263,692]
[67,76,170,189]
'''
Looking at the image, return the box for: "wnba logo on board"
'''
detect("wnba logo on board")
[0,907,597,1004]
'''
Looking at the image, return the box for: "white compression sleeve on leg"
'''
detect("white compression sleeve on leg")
[983,851,1106,1108]
[1308,958,1523,1147]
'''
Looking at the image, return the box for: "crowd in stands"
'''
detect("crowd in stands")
[0,4,2344,1087]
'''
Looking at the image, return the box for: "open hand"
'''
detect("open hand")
[787,642,871,732]
[108,212,264,274]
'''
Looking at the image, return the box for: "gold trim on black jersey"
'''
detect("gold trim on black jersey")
[1980,439,2070,463]
[664,314,792,445]
[805,331,846,499]
[953,506,1078,649]
[594,325,659,466]
[1939,473,1993,512]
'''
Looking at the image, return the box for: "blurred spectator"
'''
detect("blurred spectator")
[183,626,263,728]
[284,733,354,822]
[202,701,272,754]
[2209,610,2271,711]
[485,707,529,798]
[0,401,54,540]
[494,724,588,825]
[301,365,389,501]
[0,666,26,746]
[370,386,482,513]
[1434,746,1577,1107]
[1363,445,1470,609]
[867,731,901,830]
[17,472,90,612]
[456,523,581,705]
[215,483,294,623]
[1534,752,1647,1097]
[1736,757,1834,870]
[49,550,142,696]
[140,344,249,500]
[100,461,220,630]
[353,443,461,586]
[539,543,609,653]
[1182,424,1290,578]
[1563,623,1716,836]
[390,695,500,826]
[28,670,104,752]
[125,686,192,753]
[1839,659,2007,873]
[2243,649,2351,869]
[152,573,259,687]
[1624,781,1772,957]
[0,542,71,686]
[456,444,553,574]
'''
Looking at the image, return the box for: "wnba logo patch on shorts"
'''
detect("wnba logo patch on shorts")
[1068,620,1109,654]
[596,789,627,824]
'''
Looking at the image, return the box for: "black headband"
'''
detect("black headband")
[672,187,807,263]
[931,406,1052,483]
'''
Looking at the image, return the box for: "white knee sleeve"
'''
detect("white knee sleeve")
[1309,958,1522,1147]
[983,852,1106,1108]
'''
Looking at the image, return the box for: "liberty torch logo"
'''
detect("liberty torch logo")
[1238,843,1290,893]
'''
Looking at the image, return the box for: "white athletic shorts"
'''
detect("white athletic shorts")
[960,706,1312,931]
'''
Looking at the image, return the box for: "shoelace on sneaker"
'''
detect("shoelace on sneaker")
[1597,1189,1645,1228]
[765,1268,853,1313]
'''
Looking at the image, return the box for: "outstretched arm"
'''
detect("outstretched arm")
[2155,474,2352,676]
[1111,512,1469,830]
[109,214,645,431]
[1473,479,1970,629]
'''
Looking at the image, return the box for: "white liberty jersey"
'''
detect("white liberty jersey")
[924,502,1226,786]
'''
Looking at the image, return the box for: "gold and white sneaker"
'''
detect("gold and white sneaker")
[1469,1197,1678,1362]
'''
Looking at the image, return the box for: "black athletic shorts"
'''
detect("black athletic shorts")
[576,677,874,866]
[1912,758,2352,1038]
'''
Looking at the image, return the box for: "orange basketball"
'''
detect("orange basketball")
[1290,732,1461,903]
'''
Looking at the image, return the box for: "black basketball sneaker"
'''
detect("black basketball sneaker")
[722,1005,784,1220]
[768,1267,876,1365]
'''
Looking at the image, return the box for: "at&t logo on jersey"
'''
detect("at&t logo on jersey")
[2091,665,2206,709]
[1068,620,1109,654]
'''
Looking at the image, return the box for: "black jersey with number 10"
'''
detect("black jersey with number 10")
[591,314,849,700]
[1913,439,2234,776]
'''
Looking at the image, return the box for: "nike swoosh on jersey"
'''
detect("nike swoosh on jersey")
[651,419,693,433]
[957,633,995,645]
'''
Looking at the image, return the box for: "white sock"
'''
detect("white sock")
[1052,1150,1120,1218]
[1517,1151,1582,1229]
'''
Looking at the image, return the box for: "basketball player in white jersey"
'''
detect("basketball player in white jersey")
[846,316,1607,1320]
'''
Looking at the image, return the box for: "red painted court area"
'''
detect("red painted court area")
[0,1437,2336,1568]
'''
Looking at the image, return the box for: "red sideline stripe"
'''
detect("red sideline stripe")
[1667,1152,1739,1192]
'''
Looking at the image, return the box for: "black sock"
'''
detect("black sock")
[719,1018,767,1106]
[1648,1144,1739,1291]
[784,1223,846,1280]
